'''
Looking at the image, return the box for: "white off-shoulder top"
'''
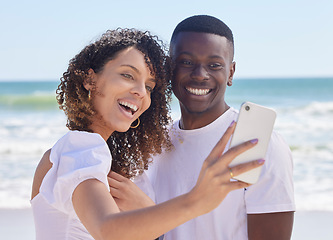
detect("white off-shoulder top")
[31,131,111,240]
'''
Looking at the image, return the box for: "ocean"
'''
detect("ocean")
[0,78,332,211]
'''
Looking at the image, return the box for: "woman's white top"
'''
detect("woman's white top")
[31,130,156,239]
[31,131,112,240]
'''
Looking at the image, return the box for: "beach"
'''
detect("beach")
[0,208,332,239]
[0,78,332,239]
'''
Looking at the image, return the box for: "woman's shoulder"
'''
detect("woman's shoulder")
[50,130,111,170]
[35,131,112,212]
[51,131,107,158]
[55,130,104,147]
[31,149,52,200]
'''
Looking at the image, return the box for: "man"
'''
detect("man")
[147,15,295,240]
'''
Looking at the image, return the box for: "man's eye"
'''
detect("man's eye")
[179,60,193,66]
[209,63,223,69]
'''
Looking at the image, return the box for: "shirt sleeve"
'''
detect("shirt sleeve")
[245,131,296,213]
[39,131,112,214]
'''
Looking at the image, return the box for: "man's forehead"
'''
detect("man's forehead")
[171,32,232,57]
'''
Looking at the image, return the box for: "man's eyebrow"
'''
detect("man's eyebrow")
[208,55,224,60]
[177,51,193,57]
[177,52,224,60]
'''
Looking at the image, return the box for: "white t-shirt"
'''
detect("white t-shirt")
[31,131,112,240]
[146,107,296,240]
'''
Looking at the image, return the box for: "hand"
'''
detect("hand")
[108,171,155,212]
[188,122,265,216]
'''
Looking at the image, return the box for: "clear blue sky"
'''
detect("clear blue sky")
[1,0,332,81]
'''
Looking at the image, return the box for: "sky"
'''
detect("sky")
[0,0,332,81]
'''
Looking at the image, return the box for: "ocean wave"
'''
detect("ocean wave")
[294,101,333,115]
[0,81,332,210]
[0,94,58,110]
[275,100,333,116]
[290,143,333,153]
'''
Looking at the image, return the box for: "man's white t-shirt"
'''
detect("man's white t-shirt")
[146,107,296,240]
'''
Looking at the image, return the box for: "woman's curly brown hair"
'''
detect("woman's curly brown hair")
[56,28,172,178]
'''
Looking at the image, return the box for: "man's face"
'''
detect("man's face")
[171,32,235,122]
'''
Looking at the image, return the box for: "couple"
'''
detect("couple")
[31,15,295,240]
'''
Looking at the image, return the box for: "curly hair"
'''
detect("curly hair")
[56,28,173,178]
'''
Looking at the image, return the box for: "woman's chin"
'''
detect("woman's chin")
[115,125,132,133]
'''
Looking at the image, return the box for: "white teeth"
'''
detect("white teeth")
[119,101,138,112]
[186,87,210,96]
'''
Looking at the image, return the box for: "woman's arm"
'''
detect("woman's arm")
[72,123,264,240]
[31,149,52,200]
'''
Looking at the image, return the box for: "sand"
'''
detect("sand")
[0,208,35,240]
[0,208,332,239]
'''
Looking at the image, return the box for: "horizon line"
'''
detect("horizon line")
[0,76,332,82]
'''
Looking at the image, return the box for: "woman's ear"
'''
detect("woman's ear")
[83,69,95,91]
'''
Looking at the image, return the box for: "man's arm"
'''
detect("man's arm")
[248,211,294,240]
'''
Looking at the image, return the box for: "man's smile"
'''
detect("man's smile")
[185,87,211,96]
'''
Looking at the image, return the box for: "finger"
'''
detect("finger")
[108,171,127,181]
[228,181,251,191]
[206,121,236,164]
[109,187,121,198]
[220,138,259,166]
[107,177,121,189]
[230,159,265,177]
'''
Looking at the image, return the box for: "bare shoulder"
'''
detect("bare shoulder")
[31,149,53,200]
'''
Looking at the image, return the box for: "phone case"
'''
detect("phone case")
[229,102,276,184]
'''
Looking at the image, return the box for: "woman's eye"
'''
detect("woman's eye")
[121,73,134,79]
[146,85,154,93]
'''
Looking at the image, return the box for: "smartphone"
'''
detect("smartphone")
[229,102,276,184]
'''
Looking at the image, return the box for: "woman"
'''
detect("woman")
[31,28,263,240]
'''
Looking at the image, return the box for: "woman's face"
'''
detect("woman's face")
[87,47,156,140]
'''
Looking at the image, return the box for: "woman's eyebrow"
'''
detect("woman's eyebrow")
[147,78,156,84]
[121,64,156,83]
[120,64,140,73]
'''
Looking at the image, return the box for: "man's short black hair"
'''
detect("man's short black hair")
[171,15,234,46]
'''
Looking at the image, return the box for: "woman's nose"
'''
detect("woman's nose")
[131,81,147,98]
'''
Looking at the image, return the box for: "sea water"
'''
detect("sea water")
[0,78,332,211]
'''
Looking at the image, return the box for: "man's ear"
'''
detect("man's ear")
[227,61,236,86]
[83,69,95,91]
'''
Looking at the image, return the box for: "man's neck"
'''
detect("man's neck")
[179,105,230,130]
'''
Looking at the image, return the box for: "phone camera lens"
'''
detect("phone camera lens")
[245,105,250,111]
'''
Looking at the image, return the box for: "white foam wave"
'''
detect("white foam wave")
[32,90,57,96]
[0,178,33,209]
[0,99,332,210]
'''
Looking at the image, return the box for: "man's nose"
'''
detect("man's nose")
[190,64,209,81]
